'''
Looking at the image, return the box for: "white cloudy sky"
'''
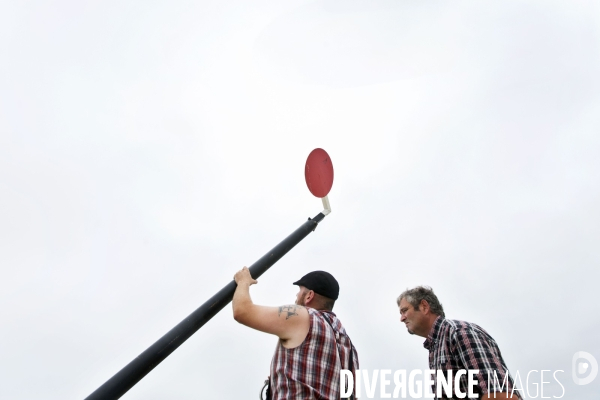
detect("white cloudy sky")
[1,1,600,399]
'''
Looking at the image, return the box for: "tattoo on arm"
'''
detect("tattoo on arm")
[278,305,301,320]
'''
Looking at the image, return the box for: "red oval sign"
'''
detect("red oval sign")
[305,148,334,198]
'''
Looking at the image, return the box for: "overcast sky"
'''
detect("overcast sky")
[1,1,600,399]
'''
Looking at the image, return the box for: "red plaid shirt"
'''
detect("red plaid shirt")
[424,316,522,399]
[270,308,358,400]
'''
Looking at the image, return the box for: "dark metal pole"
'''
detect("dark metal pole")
[85,212,326,400]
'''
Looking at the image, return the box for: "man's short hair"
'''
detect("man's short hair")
[397,286,445,318]
[313,292,335,311]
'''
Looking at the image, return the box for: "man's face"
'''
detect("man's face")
[399,298,423,336]
[295,286,309,306]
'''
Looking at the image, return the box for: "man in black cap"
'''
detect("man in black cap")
[232,267,358,400]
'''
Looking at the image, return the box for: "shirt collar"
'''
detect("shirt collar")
[423,315,444,350]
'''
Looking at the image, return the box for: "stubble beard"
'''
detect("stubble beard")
[296,292,308,307]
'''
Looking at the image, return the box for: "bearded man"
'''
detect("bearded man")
[233,267,358,399]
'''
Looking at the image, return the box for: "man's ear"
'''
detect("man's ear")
[304,290,315,305]
[420,299,431,314]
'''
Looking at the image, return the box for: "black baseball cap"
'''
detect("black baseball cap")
[293,271,339,300]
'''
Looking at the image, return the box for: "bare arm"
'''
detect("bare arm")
[232,267,309,346]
